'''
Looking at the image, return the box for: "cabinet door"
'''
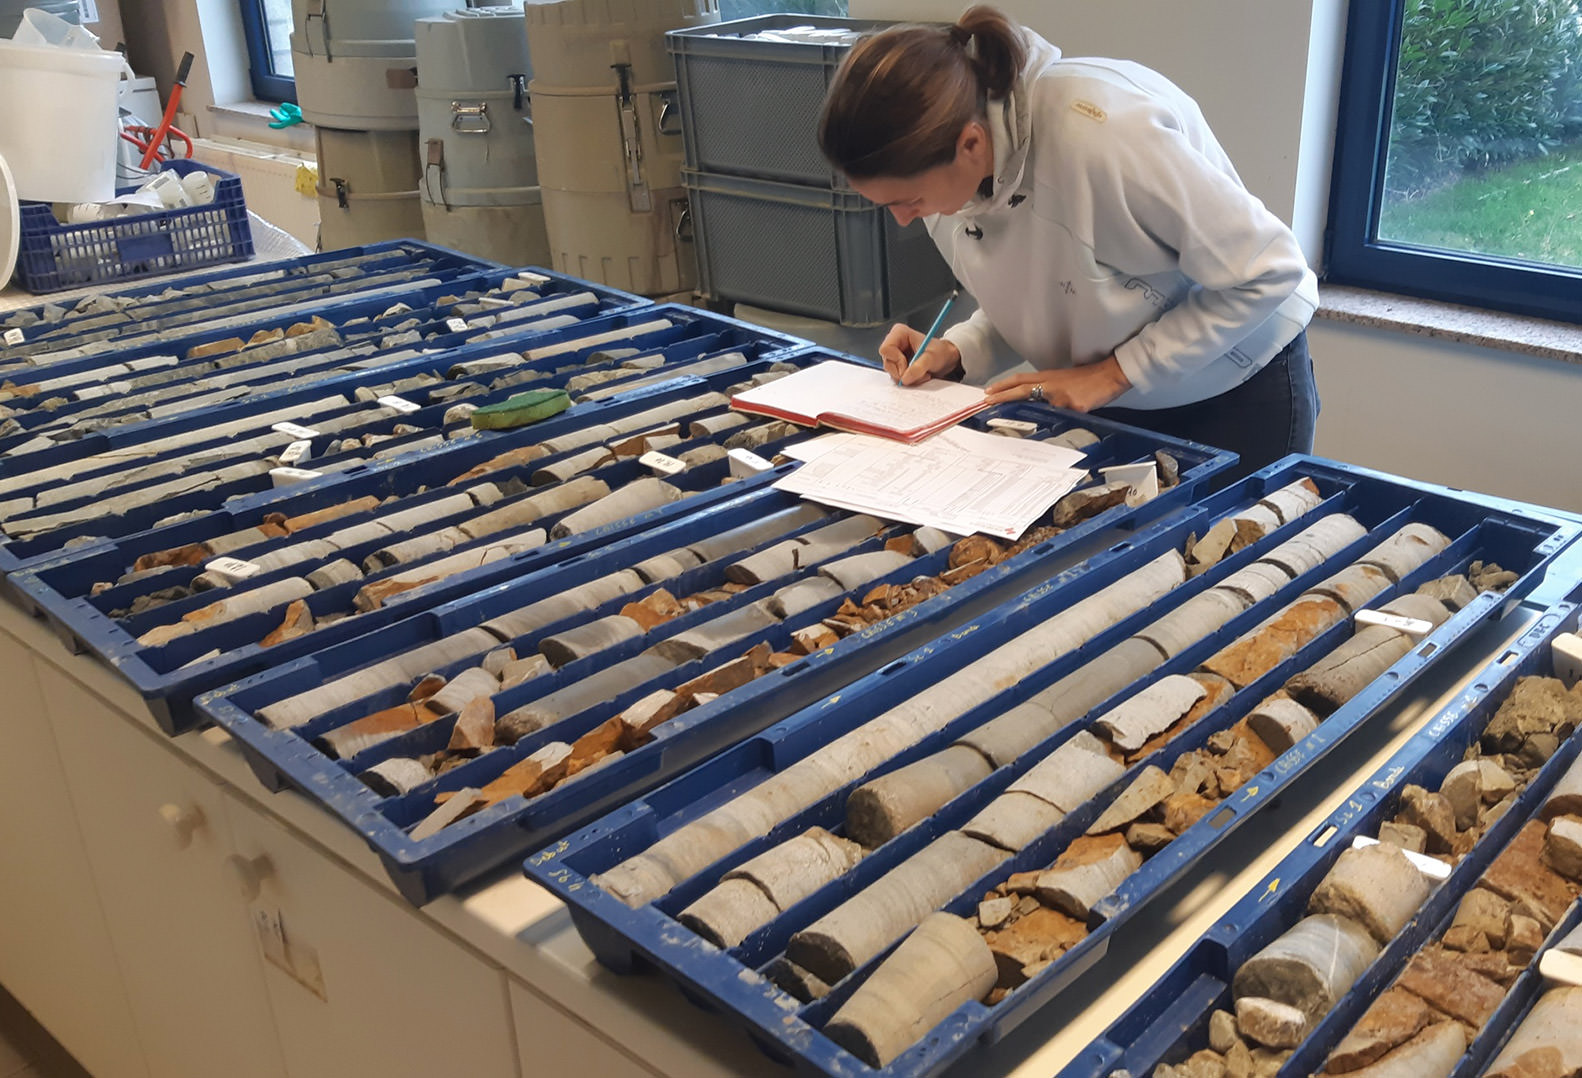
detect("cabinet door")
[221,790,520,1078]
[0,630,147,1078]
[39,661,287,1078]
[509,979,656,1078]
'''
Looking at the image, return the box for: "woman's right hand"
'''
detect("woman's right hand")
[878,323,963,385]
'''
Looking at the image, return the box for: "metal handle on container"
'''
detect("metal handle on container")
[157,802,205,850]
[656,89,682,136]
[674,200,693,243]
[508,73,527,112]
[451,102,491,134]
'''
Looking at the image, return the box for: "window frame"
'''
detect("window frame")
[1325,0,1582,325]
[236,0,295,104]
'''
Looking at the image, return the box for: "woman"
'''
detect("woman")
[818,5,1320,479]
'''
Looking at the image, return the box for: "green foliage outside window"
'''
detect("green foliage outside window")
[1386,0,1582,197]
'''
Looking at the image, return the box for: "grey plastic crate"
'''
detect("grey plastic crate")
[685,168,954,327]
[667,15,892,187]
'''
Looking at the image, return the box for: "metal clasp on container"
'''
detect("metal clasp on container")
[451,102,491,134]
[423,139,448,208]
[656,89,682,136]
[303,0,331,59]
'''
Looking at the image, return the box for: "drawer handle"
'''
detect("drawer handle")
[226,853,274,902]
[157,803,205,850]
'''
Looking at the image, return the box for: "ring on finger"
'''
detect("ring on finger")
[1029,384,1046,403]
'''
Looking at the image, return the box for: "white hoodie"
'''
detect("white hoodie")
[931,30,1319,410]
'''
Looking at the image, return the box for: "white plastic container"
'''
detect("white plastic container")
[0,39,124,202]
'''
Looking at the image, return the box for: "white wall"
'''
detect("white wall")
[1309,323,1582,513]
[850,0,1582,515]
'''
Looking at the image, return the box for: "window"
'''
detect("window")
[1326,0,1582,324]
[237,0,295,103]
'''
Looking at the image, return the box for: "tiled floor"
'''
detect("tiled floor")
[0,987,92,1078]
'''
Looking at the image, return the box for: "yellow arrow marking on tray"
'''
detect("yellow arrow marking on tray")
[1259,879,1279,901]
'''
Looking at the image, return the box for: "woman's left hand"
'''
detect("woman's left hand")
[984,355,1132,412]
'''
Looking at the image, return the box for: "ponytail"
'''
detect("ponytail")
[819,5,1027,180]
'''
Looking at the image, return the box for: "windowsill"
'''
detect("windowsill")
[1317,284,1582,368]
[205,100,315,155]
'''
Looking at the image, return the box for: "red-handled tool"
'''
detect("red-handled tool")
[140,51,194,171]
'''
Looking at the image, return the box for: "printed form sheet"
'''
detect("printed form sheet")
[777,427,1089,539]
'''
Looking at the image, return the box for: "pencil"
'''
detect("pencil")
[898,287,960,384]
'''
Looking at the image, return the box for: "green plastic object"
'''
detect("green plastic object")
[469,388,572,431]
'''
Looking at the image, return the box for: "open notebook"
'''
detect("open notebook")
[730,360,988,443]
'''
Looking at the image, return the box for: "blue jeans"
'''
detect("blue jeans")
[1093,331,1319,488]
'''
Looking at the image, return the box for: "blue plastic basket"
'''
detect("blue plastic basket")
[0,239,507,350]
[1063,587,1582,1078]
[13,159,255,294]
[521,456,1578,1078]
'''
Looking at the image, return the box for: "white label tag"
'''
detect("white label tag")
[376,395,421,414]
[986,417,1038,434]
[271,422,319,439]
[206,556,262,582]
[1552,631,1582,688]
[279,440,312,465]
[1349,835,1450,880]
[727,447,773,477]
[2,329,23,346]
[444,317,469,334]
[270,467,323,487]
[1354,609,1436,640]
[639,450,686,476]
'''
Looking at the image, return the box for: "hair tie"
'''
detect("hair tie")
[948,24,973,48]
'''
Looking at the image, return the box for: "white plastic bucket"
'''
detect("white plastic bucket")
[0,38,124,202]
[13,6,99,48]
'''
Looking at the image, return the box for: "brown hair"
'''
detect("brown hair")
[818,5,1026,180]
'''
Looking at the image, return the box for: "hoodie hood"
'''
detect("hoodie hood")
[957,28,1062,219]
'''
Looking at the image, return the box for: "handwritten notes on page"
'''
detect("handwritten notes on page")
[775,427,1089,540]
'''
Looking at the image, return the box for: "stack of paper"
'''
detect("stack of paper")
[777,427,1090,540]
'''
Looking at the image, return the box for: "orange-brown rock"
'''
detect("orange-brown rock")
[285,316,332,337]
[133,542,213,572]
[186,336,244,359]
[260,599,315,647]
[1394,948,1508,1028]
[1162,792,1218,834]
[790,624,839,655]
[358,577,432,611]
[1481,820,1577,928]
[409,674,448,702]
[281,496,382,533]
[1200,597,1347,689]
[446,445,549,485]
[949,536,1005,571]
[1326,986,1432,1072]
[621,588,684,631]
[983,905,1087,988]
